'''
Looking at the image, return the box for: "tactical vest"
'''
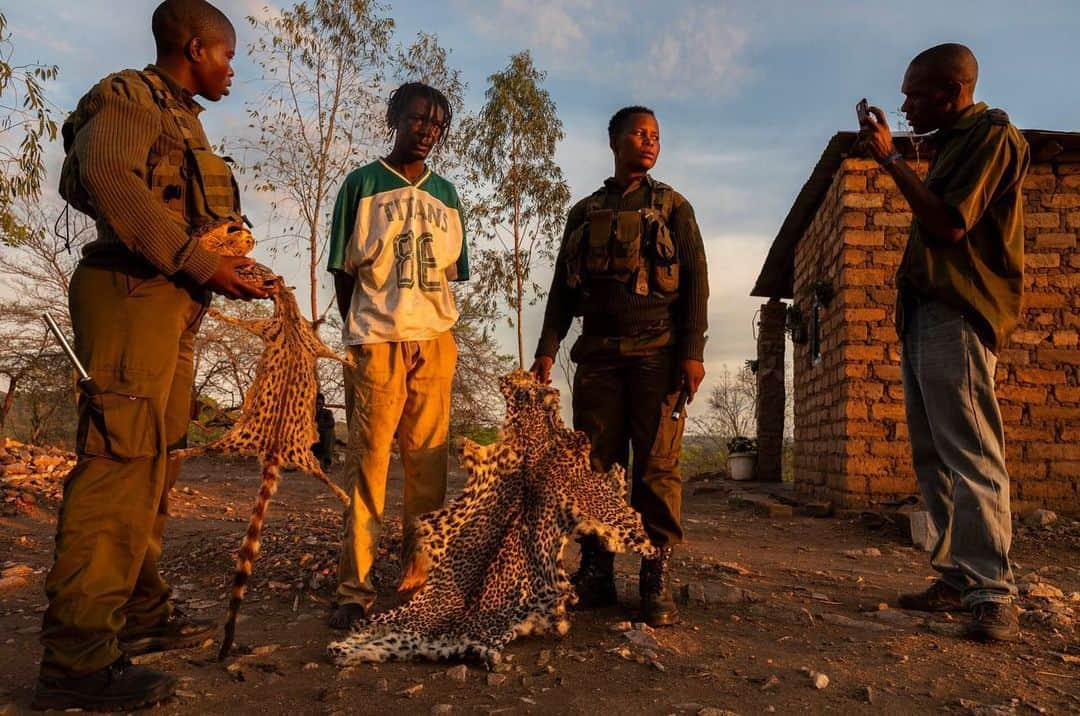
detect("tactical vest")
[564,180,679,296]
[59,69,242,231]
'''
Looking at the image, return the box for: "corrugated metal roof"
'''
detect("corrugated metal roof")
[750,129,1080,299]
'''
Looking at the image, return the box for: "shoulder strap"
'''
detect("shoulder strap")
[137,70,199,150]
[585,186,607,214]
[649,180,675,221]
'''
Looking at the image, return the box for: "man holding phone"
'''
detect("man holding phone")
[858,43,1030,642]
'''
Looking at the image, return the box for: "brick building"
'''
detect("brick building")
[751,130,1080,514]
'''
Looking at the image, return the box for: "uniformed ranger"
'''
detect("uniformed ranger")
[34,1,271,710]
[531,106,709,627]
[859,43,1030,642]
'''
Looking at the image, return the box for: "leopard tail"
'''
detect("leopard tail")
[218,458,280,660]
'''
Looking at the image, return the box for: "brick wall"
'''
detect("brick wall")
[792,156,1080,513]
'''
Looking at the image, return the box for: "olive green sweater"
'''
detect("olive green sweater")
[64,65,220,283]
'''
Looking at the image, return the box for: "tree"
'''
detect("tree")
[239,0,394,320]
[456,51,570,368]
[0,200,90,441]
[706,362,758,440]
[238,2,465,322]
[0,11,58,246]
[688,363,757,450]
[450,290,515,436]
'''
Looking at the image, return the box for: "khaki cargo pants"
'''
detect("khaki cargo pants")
[571,342,686,547]
[40,263,206,678]
[335,332,456,609]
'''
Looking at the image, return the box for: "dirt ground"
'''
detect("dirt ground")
[1,455,1077,715]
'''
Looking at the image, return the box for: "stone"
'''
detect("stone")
[760,675,780,691]
[397,683,424,698]
[0,576,29,591]
[1022,509,1058,528]
[842,548,881,559]
[811,672,829,690]
[608,621,632,632]
[1022,582,1065,599]
[0,564,34,579]
[907,511,939,552]
[624,629,662,651]
[251,644,280,656]
[715,561,754,577]
[819,613,892,632]
[445,665,467,683]
[862,686,876,703]
[486,673,507,687]
[678,583,708,605]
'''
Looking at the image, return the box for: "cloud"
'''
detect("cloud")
[462,0,750,99]
[469,0,609,56]
[639,6,749,98]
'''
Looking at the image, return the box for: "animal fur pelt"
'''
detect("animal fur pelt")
[327,370,656,666]
[173,281,351,659]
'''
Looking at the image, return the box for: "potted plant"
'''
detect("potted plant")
[727,436,758,481]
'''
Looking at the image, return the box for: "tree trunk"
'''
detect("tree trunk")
[0,376,16,431]
[511,132,524,368]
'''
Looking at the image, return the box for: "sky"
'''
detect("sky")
[5,0,1080,405]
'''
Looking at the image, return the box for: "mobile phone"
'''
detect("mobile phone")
[856,98,870,126]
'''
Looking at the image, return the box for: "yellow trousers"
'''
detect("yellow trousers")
[335,331,456,608]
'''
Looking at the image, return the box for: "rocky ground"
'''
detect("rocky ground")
[0,449,1077,715]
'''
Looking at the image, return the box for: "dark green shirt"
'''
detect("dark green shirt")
[896,102,1030,352]
[535,175,709,362]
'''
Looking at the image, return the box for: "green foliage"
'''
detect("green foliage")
[455,424,499,446]
[239,2,465,321]
[0,12,58,247]
[727,435,757,454]
[455,51,570,366]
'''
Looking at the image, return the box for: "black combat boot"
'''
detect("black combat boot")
[571,535,618,609]
[639,546,679,627]
[32,656,177,711]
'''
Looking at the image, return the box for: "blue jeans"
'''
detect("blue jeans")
[901,298,1016,606]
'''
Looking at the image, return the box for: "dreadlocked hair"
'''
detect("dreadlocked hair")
[386,82,453,143]
[608,105,656,143]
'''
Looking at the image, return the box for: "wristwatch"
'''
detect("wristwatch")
[882,150,903,167]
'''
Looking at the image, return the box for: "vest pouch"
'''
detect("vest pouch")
[148,148,186,221]
[58,152,98,219]
[585,209,614,276]
[59,113,98,219]
[611,210,643,279]
[649,218,679,294]
[188,148,241,225]
[564,222,588,288]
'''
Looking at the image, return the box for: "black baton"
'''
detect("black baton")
[670,386,690,420]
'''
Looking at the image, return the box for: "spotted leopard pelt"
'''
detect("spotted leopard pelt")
[173,280,352,659]
[327,370,656,666]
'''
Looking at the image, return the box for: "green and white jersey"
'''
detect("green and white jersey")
[327,159,469,344]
